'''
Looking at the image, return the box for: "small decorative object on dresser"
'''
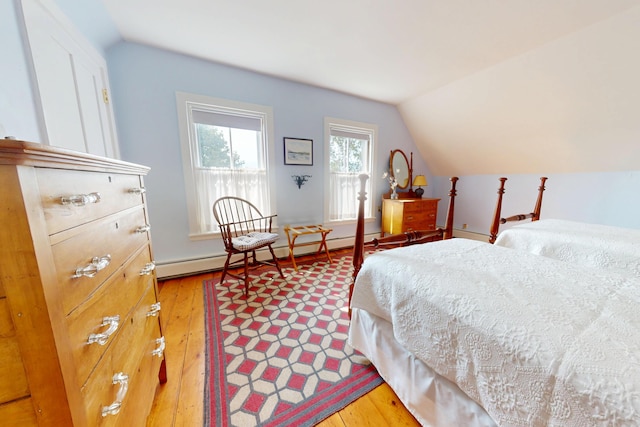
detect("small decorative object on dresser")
[381,197,440,237]
[412,175,428,198]
[382,170,399,199]
[0,140,166,426]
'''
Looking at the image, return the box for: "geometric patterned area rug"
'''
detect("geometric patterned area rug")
[203,251,383,427]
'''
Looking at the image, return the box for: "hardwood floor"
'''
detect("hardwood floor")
[147,263,421,426]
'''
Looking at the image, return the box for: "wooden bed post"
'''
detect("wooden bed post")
[350,175,461,316]
[443,177,458,240]
[351,173,369,280]
[489,176,548,244]
[532,177,548,221]
[350,174,369,316]
[489,177,508,244]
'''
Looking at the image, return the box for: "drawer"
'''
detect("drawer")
[114,297,164,426]
[404,200,437,214]
[37,168,145,235]
[111,283,163,379]
[80,283,163,426]
[66,245,155,386]
[404,222,436,232]
[0,297,14,337]
[0,338,30,404]
[0,397,38,426]
[402,211,432,223]
[403,215,436,231]
[0,299,30,404]
[52,206,150,315]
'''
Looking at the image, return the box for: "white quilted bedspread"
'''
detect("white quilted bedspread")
[494,219,640,277]
[351,238,640,427]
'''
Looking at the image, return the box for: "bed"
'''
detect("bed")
[348,176,640,426]
[494,219,640,277]
[490,176,640,276]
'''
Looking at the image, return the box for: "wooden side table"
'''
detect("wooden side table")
[283,224,333,271]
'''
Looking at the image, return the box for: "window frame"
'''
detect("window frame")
[324,117,377,224]
[176,91,276,239]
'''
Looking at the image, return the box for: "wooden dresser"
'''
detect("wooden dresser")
[0,140,166,426]
[381,198,440,236]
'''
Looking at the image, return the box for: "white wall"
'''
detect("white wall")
[433,170,640,237]
[52,0,120,55]
[401,5,640,177]
[402,5,640,234]
[106,42,429,267]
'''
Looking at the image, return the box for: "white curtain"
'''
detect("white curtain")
[329,172,371,221]
[194,168,270,233]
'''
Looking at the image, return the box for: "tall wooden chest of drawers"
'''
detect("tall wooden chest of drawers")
[0,140,166,426]
[381,198,440,236]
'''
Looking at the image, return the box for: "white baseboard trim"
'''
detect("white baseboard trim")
[451,229,489,242]
[156,229,489,279]
[155,233,380,279]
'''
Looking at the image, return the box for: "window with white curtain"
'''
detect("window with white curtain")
[176,92,276,237]
[324,117,376,223]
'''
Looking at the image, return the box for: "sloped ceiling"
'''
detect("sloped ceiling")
[101,0,640,175]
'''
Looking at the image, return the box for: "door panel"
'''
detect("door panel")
[75,57,108,156]
[20,0,118,158]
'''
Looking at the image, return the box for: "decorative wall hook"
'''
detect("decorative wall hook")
[292,175,311,189]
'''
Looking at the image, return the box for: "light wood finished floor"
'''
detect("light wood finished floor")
[147,267,421,426]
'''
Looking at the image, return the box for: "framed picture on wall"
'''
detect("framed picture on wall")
[284,137,313,166]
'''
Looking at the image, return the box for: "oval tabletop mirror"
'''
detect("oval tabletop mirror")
[390,149,412,189]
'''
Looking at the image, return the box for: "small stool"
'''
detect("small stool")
[283,224,333,272]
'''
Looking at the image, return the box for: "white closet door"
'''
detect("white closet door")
[20,0,118,158]
[74,54,111,156]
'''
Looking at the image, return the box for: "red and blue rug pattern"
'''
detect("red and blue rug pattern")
[203,252,383,427]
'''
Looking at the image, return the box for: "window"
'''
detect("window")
[324,118,376,222]
[177,92,276,237]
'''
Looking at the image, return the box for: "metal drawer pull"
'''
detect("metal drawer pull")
[152,336,166,358]
[60,192,101,206]
[101,372,129,417]
[87,315,120,345]
[135,224,151,233]
[72,254,111,278]
[147,302,161,317]
[139,262,156,276]
[128,187,146,195]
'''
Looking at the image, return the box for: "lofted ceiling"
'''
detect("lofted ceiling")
[102,0,640,105]
[99,0,640,176]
